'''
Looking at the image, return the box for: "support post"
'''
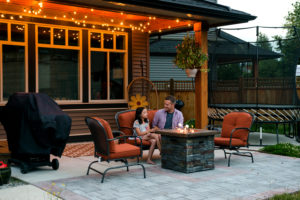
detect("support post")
[194,22,208,128]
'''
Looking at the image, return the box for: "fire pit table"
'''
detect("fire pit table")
[156,129,219,173]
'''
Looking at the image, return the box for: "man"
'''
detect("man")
[152,95,184,130]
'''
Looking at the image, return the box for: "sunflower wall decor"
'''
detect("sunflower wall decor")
[128,94,149,110]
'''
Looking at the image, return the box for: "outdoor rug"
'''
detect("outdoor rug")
[62,142,94,158]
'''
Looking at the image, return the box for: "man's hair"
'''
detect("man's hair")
[165,95,176,104]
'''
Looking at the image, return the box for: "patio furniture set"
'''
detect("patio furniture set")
[85,110,255,183]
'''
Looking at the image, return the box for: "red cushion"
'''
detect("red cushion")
[221,112,252,143]
[126,138,151,146]
[117,110,158,137]
[118,111,136,136]
[214,137,246,147]
[97,143,140,160]
[92,117,116,152]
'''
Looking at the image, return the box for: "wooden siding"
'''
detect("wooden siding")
[0,107,127,140]
[131,31,149,80]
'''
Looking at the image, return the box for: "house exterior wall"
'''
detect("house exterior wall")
[0,19,150,140]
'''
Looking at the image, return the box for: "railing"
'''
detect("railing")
[153,77,294,92]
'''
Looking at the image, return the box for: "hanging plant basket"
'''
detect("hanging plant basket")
[185,69,198,77]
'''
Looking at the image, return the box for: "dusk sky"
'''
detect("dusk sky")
[218,0,298,42]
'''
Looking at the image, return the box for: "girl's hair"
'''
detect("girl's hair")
[135,107,149,124]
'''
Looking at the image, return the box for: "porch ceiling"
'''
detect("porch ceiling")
[0,0,191,34]
[0,0,255,35]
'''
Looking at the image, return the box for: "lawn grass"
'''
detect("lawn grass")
[261,143,300,199]
[260,143,300,158]
[269,191,300,200]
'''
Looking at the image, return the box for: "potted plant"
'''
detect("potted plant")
[173,33,208,77]
[0,161,11,185]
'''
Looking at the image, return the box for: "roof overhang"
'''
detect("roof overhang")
[0,0,256,36]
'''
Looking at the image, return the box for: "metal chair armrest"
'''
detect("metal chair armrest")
[112,130,125,137]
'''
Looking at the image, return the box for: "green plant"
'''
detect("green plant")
[184,119,195,128]
[269,191,300,200]
[173,33,208,69]
[260,143,300,158]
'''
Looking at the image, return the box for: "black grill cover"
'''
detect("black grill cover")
[0,93,71,157]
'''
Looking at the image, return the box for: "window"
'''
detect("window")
[0,22,26,102]
[0,23,8,41]
[90,31,127,101]
[2,45,25,100]
[91,52,107,100]
[37,25,80,101]
[110,53,124,99]
[38,48,79,100]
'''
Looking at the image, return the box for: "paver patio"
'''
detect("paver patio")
[4,144,300,200]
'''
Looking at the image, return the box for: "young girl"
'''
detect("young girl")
[133,107,161,165]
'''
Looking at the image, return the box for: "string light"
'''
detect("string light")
[19,15,23,18]
[84,15,87,19]
[10,16,14,19]
[43,15,46,18]
[6,0,10,2]
[91,8,94,12]
[38,2,43,8]
[176,19,179,23]
[63,15,66,18]
[73,11,77,15]
[1,14,4,18]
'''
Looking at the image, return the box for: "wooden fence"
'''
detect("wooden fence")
[150,77,295,121]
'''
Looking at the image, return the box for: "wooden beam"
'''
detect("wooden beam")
[194,22,208,129]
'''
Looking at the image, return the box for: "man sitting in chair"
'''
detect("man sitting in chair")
[152,95,184,130]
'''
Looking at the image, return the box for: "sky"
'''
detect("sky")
[218,0,298,42]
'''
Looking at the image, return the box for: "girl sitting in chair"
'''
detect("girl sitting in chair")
[133,107,161,165]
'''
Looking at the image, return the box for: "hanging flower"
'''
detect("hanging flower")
[128,94,149,110]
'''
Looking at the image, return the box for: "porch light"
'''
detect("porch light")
[38,2,43,8]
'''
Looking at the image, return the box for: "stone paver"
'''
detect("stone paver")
[6,148,299,200]
[2,132,300,200]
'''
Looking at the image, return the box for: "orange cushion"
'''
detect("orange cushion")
[118,110,158,136]
[97,143,140,160]
[126,138,151,146]
[147,110,157,128]
[118,111,136,136]
[221,112,252,143]
[214,137,246,147]
[92,117,116,152]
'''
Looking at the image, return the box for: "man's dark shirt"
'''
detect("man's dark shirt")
[164,112,174,129]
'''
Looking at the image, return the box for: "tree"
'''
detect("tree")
[256,33,282,77]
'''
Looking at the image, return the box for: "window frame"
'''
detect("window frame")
[88,29,128,103]
[35,24,82,104]
[0,20,28,105]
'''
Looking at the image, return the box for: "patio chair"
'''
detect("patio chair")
[85,117,146,183]
[115,109,157,149]
[214,111,255,167]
